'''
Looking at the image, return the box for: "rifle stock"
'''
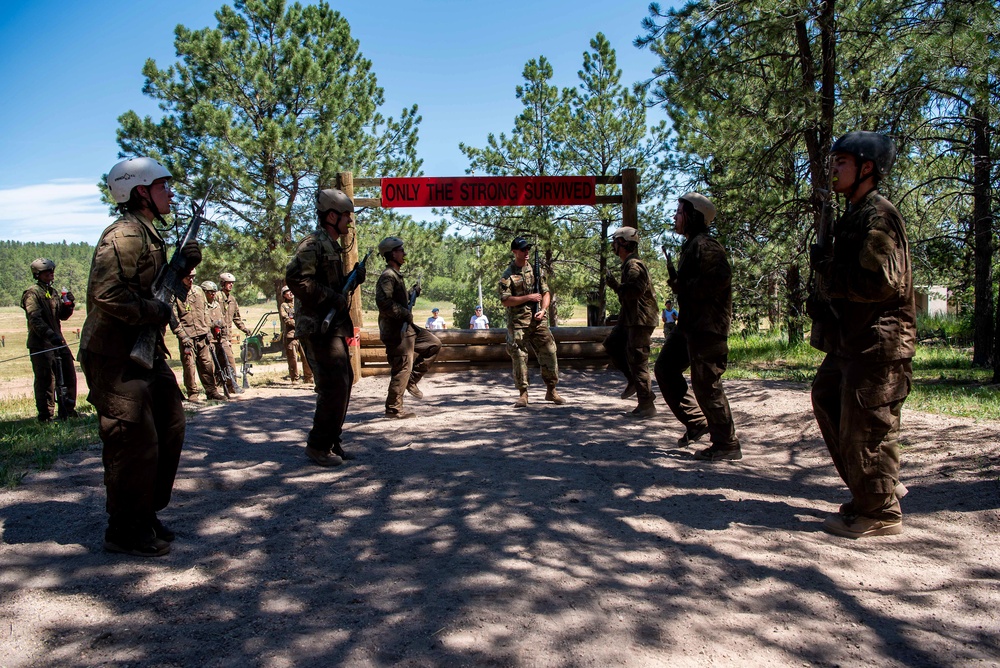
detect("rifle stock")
[531,246,541,317]
[400,279,421,336]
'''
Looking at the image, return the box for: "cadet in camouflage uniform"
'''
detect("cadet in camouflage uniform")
[809,132,915,539]
[279,285,313,383]
[498,236,563,408]
[170,269,224,402]
[218,272,250,395]
[80,156,201,557]
[21,258,77,421]
[654,193,742,461]
[604,227,660,418]
[375,236,441,418]
[202,281,235,394]
[286,188,366,467]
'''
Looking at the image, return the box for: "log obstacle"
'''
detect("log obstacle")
[359,326,613,377]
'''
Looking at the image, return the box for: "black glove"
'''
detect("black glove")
[48,334,66,348]
[355,263,367,285]
[181,240,202,270]
[810,243,831,270]
[413,283,422,299]
[63,290,75,306]
[153,300,172,325]
[181,336,194,349]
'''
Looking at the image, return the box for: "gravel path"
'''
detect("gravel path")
[1,369,998,666]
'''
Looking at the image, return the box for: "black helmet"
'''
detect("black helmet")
[510,236,532,251]
[830,131,896,178]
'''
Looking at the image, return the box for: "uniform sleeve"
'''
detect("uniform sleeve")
[171,298,189,339]
[285,240,338,309]
[232,301,250,333]
[89,227,166,325]
[827,214,906,303]
[498,276,513,302]
[618,258,649,301]
[375,273,411,321]
[22,290,59,343]
[679,239,731,301]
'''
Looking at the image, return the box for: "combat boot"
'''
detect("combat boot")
[305,446,343,467]
[514,391,529,408]
[620,382,637,399]
[407,383,424,400]
[676,423,709,448]
[545,385,565,405]
[823,512,902,539]
[628,402,657,419]
[385,409,417,419]
[332,443,356,461]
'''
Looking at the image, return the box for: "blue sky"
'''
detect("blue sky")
[0,0,671,243]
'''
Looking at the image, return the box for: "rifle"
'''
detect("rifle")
[208,321,236,399]
[130,186,214,369]
[321,248,374,334]
[240,340,253,389]
[400,279,422,336]
[53,353,70,419]
[806,187,839,330]
[531,246,542,317]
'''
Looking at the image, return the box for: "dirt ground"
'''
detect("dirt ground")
[0,368,998,667]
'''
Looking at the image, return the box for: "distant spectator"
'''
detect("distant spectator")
[426,307,447,330]
[469,305,490,329]
[661,299,678,338]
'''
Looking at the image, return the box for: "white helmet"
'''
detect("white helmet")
[679,192,716,225]
[219,272,236,283]
[612,227,640,243]
[316,188,354,214]
[107,157,172,203]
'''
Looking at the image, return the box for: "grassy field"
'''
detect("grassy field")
[1,304,996,486]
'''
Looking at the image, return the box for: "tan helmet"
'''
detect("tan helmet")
[378,236,404,254]
[201,280,219,293]
[281,285,292,296]
[679,192,716,224]
[316,188,354,214]
[30,258,56,278]
[107,157,172,203]
[612,227,640,243]
[219,272,236,283]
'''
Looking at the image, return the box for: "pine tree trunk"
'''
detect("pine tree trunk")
[971,100,993,366]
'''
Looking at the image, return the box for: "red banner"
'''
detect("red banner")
[380,176,596,208]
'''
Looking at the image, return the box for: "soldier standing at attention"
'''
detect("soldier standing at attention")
[375,236,441,419]
[499,236,564,408]
[653,193,742,461]
[286,188,366,467]
[279,285,313,383]
[21,258,77,421]
[604,227,660,418]
[809,132,915,539]
[170,269,224,402]
[218,272,251,394]
[80,156,201,557]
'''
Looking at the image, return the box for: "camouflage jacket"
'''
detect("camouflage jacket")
[375,266,415,343]
[21,280,73,350]
[80,211,170,359]
[612,253,659,328]
[674,231,733,339]
[285,227,355,338]
[221,292,250,337]
[171,284,209,340]
[499,260,549,330]
[814,190,916,360]
[280,300,296,340]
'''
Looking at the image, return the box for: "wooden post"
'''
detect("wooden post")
[622,168,638,230]
[336,171,363,383]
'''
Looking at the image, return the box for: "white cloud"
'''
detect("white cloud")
[0,180,113,243]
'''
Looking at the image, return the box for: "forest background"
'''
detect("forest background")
[2,0,998,381]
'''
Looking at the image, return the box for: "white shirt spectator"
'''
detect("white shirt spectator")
[469,313,490,329]
[426,315,447,330]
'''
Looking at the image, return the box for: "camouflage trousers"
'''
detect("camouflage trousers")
[218,339,240,394]
[812,354,911,521]
[29,346,77,420]
[384,326,441,412]
[300,333,352,451]
[284,336,313,382]
[654,329,739,448]
[179,336,220,399]
[506,324,558,391]
[603,324,655,404]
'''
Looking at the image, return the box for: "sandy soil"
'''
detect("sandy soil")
[0,368,998,667]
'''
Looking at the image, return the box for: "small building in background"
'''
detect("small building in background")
[915,285,951,317]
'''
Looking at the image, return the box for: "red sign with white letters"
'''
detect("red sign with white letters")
[380,176,596,208]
